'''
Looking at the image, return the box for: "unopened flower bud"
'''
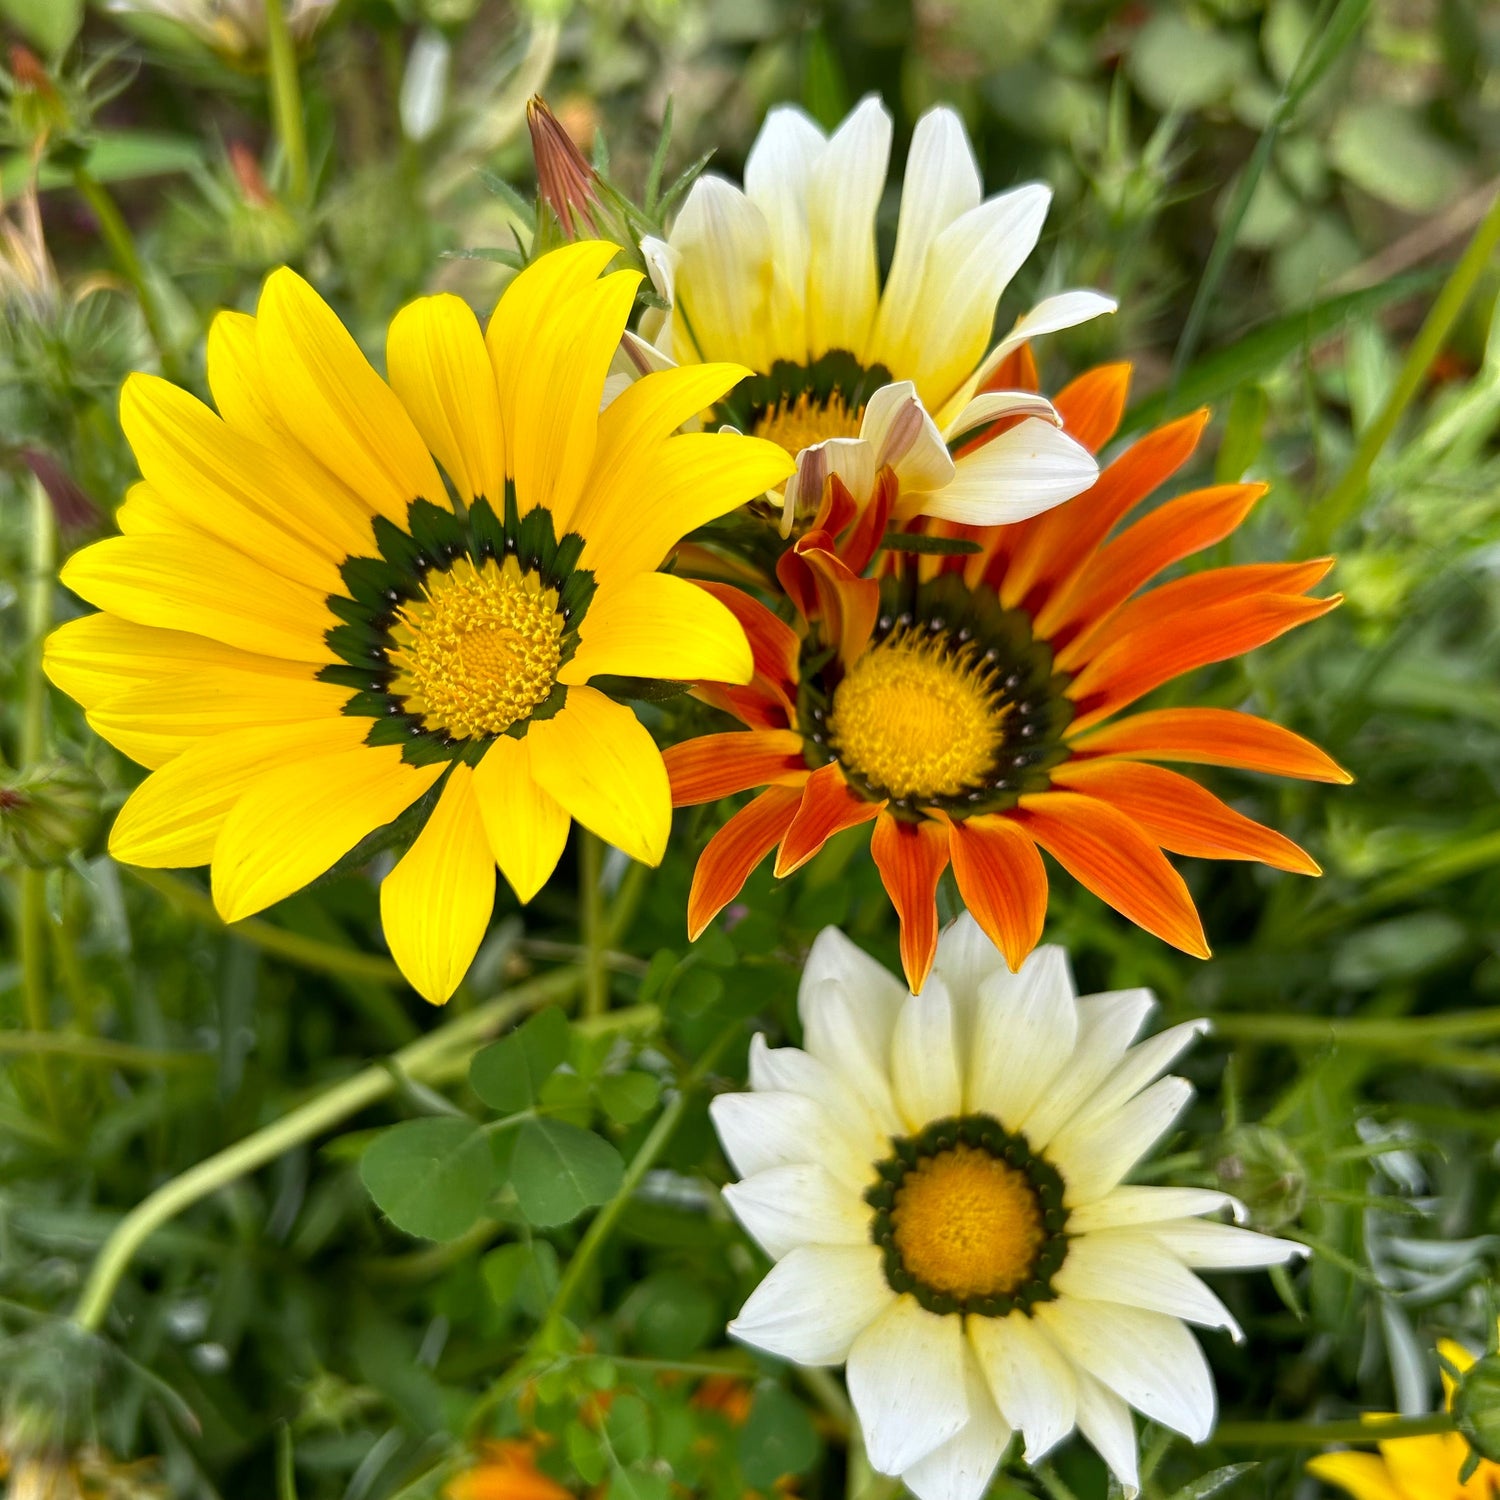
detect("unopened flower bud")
[527,95,602,240]
[6,46,73,145]
[1454,1352,1500,1466]
[1213,1123,1307,1232]
[0,760,104,868]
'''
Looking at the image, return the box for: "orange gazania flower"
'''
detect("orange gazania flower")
[664,362,1349,991]
[445,1441,571,1500]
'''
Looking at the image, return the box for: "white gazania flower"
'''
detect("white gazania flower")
[631,96,1118,533]
[710,918,1303,1500]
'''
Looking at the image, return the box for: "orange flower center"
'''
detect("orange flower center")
[827,628,1005,799]
[752,390,864,459]
[388,555,563,738]
[890,1144,1047,1300]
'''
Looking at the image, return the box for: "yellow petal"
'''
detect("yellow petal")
[576,431,792,583]
[255,266,446,524]
[470,733,570,903]
[526,687,669,867]
[387,293,505,505]
[86,667,348,768]
[110,716,370,867]
[1305,1453,1404,1500]
[212,742,442,922]
[1380,1433,1469,1500]
[44,613,308,712]
[116,480,187,538]
[560,572,751,687]
[121,373,362,589]
[380,765,495,1004]
[60,534,335,663]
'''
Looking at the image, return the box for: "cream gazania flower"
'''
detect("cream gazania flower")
[710,917,1303,1500]
[45,242,792,1004]
[632,97,1116,532]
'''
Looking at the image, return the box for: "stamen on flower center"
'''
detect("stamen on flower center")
[891,1144,1045,1300]
[752,390,864,459]
[827,627,1005,799]
[387,555,564,739]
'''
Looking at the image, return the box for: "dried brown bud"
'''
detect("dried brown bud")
[527,95,601,240]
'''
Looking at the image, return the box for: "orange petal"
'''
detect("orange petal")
[1038,483,1267,643]
[944,813,1048,973]
[843,465,899,576]
[811,470,859,538]
[665,729,809,807]
[797,543,881,667]
[1069,708,1352,784]
[1051,760,1320,874]
[695,580,798,694]
[687,784,804,940]
[773,760,884,878]
[1013,791,1210,957]
[999,408,1210,611]
[870,814,951,993]
[980,343,1040,394]
[1053,363,1132,453]
[1068,593,1342,730]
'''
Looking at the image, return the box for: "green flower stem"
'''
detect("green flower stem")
[580,831,609,1018]
[0,1031,211,1071]
[1213,1009,1500,1046]
[1212,1413,1456,1445]
[70,167,180,382]
[70,965,580,1333]
[264,0,310,204]
[1310,182,1500,548]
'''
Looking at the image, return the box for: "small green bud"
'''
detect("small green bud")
[0,760,105,868]
[1453,1352,1500,1466]
[1213,1123,1307,1232]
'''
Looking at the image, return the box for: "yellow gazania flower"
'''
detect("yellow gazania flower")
[1309,1337,1500,1500]
[631,96,1114,532]
[45,241,792,1004]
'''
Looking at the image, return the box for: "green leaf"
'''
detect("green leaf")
[470,1006,570,1114]
[620,1272,718,1358]
[1330,103,1470,215]
[0,0,82,56]
[359,1118,495,1241]
[605,1392,653,1464]
[1165,1463,1259,1500]
[567,1422,608,1486]
[3,131,204,198]
[738,1385,820,1487]
[606,1468,671,1500]
[596,1071,661,1125]
[510,1118,624,1226]
[878,531,982,556]
[481,1239,560,1317]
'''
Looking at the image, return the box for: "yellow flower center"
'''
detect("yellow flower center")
[753,390,864,459]
[890,1143,1047,1301]
[387,555,564,739]
[827,628,1005,800]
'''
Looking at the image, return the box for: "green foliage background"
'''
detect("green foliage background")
[1,0,1498,1497]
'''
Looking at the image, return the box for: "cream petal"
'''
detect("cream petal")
[799,925,908,1039]
[860,381,955,493]
[1055,1230,1241,1339]
[968,1309,1078,1462]
[1072,1366,1141,1499]
[709,1089,874,1192]
[637,235,682,361]
[847,1295,969,1475]
[922,419,1098,527]
[728,1243,893,1366]
[720,1163,871,1260]
[1049,1076,1194,1206]
[967,945,1077,1127]
[891,975,963,1131]
[1061,1020,1211,1136]
[1068,1186,1243,1234]
[1035,1299,1217,1441]
[932,912,1005,1010]
[900,1346,1012,1500]
[799,977,904,1137]
[805,95,891,359]
[746,1035,889,1161]
[1144,1218,1307,1270]
[669,175,775,369]
[941,389,1063,443]
[866,106,982,378]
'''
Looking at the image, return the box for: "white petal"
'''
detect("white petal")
[800,925,908,1021]
[891,975,963,1130]
[805,95,892,358]
[866,105,982,382]
[923,419,1098,526]
[744,105,826,363]
[710,1089,874,1192]
[968,1310,1078,1462]
[1055,1230,1241,1339]
[636,235,682,361]
[1049,1075,1194,1206]
[1021,988,1156,1149]
[1146,1218,1308,1270]
[1061,1020,1211,1137]
[901,1346,1012,1500]
[859,381,956,496]
[1036,1299,1217,1441]
[729,1243,893,1365]
[1072,1366,1140,1499]
[801,978,904,1136]
[945,289,1119,427]
[746,1035,890,1159]
[619,328,680,377]
[1069,1186,1242,1234]
[847,1296,969,1474]
[720,1163,871,1260]
[932,912,1006,1012]
[967,945,1078,1127]
[669,175,774,369]
[942,390,1062,443]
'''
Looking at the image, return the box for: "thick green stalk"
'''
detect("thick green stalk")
[1212,1413,1455,1445]
[71,966,579,1332]
[1311,184,1500,546]
[264,0,310,204]
[0,1032,210,1071]
[1214,1009,1500,1046]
